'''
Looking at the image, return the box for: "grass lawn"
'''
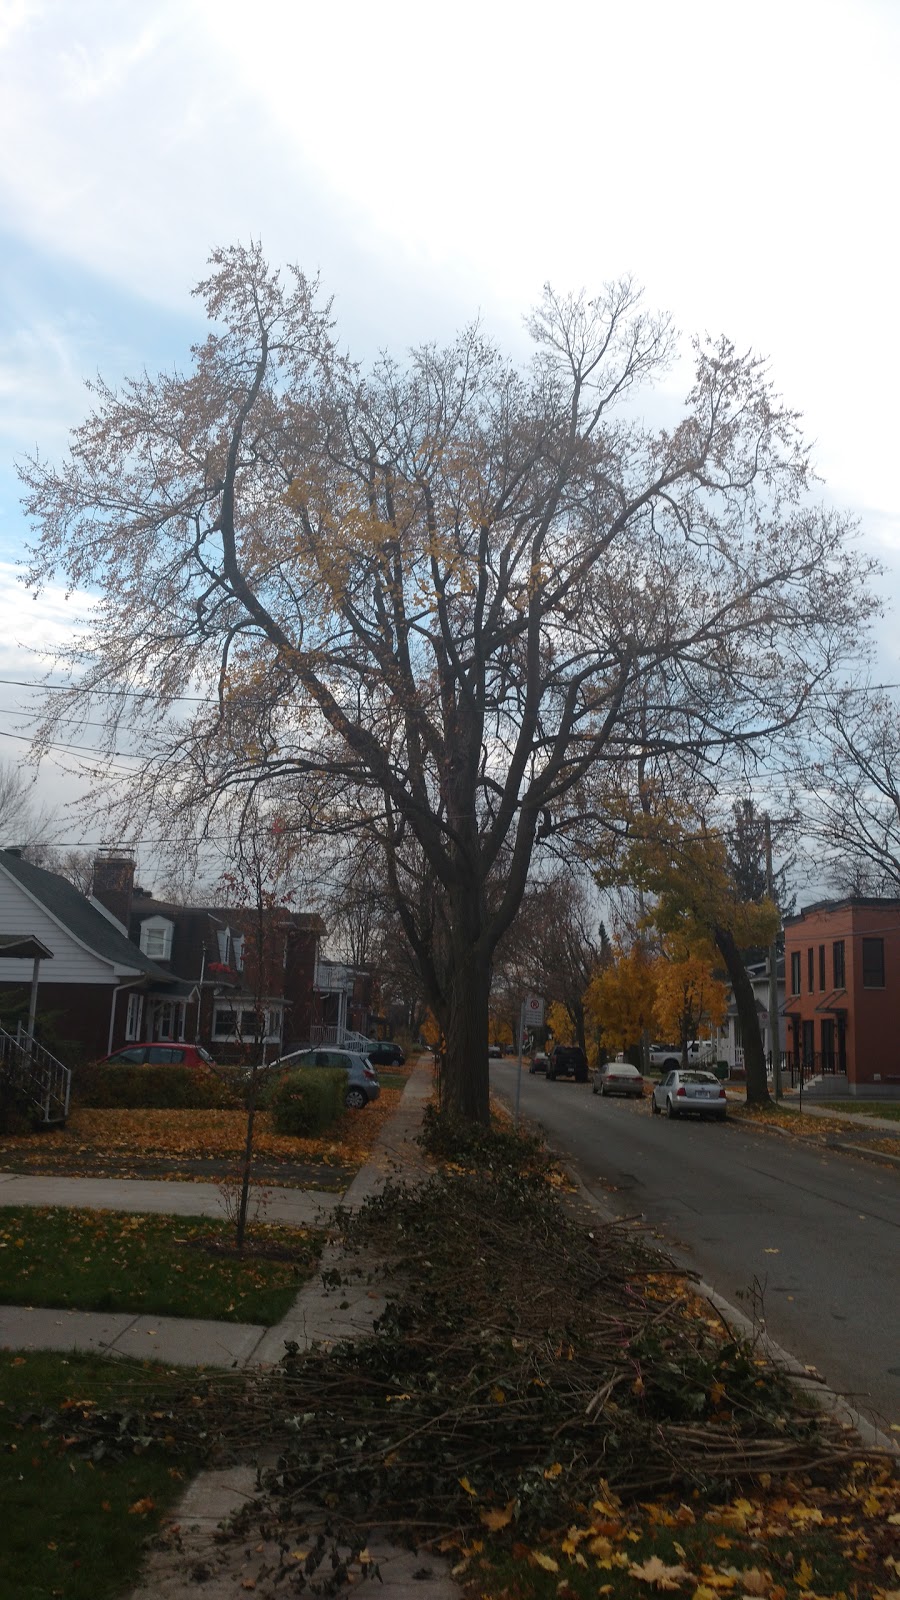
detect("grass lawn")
[0,1349,194,1600]
[0,1090,403,1181]
[815,1099,900,1121]
[0,1207,323,1324]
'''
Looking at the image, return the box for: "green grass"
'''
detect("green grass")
[0,1206,322,1324]
[0,1349,193,1600]
[377,1071,409,1091]
[815,1099,900,1121]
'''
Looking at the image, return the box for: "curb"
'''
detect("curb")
[727,1109,900,1168]
[563,1160,899,1462]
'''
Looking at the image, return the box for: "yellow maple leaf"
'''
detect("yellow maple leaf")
[544,1461,563,1479]
[531,1552,559,1572]
[458,1476,476,1497]
[629,1554,693,1588]
[479,1503,515,1531]
[795,1557,814,1587]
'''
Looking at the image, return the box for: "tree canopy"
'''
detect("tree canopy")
[20,243,874,1120]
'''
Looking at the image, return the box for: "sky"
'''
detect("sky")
[0,0,899,871]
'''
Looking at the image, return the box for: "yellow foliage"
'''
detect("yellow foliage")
[653,953,727,1048]
[545,1001,574,1044]
[584,944,657,1050]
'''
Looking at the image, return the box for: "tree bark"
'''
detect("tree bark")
[714,924,771,1106]
[441,934,491,1123]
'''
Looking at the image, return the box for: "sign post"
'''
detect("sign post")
[515,995,545,1125]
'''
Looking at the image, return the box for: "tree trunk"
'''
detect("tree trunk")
[441,936,491,1124]
[714,924,771,1107]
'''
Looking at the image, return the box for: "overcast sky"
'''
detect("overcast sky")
[1,0,899,859]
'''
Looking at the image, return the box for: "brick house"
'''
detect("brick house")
[782,896,900,1098]
[0,848,186,1060]
[88,854,326,1060]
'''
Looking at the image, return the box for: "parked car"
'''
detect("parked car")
[487,1043,503,1058]
[651,1069,727,1121]
[592,1059,645,1098]
[99,1043,217,1069]
[363,1040,406,1067]
[270,1047,380,1109]
[546,1045,588,1083]
[528,1050,549,1075]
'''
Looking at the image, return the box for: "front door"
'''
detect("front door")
[802,1020,815,1070]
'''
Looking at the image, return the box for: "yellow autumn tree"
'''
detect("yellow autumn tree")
[545,1000,574,1046]
[653,950,727,1070]
[584,944,658,1053]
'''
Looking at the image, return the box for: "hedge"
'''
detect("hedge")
[265,1068,346,1137]
[73,1063,242,1110]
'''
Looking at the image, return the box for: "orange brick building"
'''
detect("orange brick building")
[782,897,900,1098]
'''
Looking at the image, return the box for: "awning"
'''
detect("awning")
[0,935,53,960]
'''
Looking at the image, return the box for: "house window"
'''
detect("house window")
[833,940,845,988]
[818,945,825,991]
[125,993,144,1041]
[217,929,230,963]
[791,951,801,995]
[153,999,186,1041]
[140,917,173,960]
[821,1018,835,1069]
[807,947,814,993]
[212,1003,283,1042]
[862,937,885,989]
[233,935,245,971]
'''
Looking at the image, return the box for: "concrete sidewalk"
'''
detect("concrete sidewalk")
[0,1062,435,1366]
[0,1172,338,1226]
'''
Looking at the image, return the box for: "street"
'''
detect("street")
[491,1061,900,1432]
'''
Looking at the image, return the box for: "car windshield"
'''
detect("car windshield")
[680,1072,718,1084]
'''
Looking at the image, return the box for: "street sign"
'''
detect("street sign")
[523,994,545,1026]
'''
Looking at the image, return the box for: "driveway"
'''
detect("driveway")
[492,1062,900,1431]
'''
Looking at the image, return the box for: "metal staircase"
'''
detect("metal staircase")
[0,1024,72,1126]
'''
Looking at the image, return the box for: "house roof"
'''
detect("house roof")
[130,893,326,936]
[0,850,173,981]
[785,895,900,924]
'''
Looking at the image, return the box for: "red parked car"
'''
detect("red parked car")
[99,1043,217,1068]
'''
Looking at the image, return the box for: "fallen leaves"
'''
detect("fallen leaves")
[629,1554,692,1588]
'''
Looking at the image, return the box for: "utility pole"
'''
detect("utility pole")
[764,813,781,1102]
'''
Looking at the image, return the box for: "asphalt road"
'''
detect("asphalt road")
[491,1060,900,1432]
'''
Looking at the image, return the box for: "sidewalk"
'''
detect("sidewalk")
[725,1090,900,1134]
[0,1064,435,1367]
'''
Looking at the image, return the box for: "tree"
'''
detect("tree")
[21,244,874,1123]
[727,797,794,922]
[627,815,779,1104]
[798,687,900,894]
[217,808,299,1250]
[0,760,54,856]
[653,949,727,1069]
[584,943,658,1054]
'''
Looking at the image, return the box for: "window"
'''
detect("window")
[791,951,801,995]
[139,917,173,960]
[211,1004,283,1041]
[833,940,845,988]
[821,1018,835,1069]
[125,992,144,1041]
[216,929,230,963]
[233,935,245,971]
[818,945,825,990]
[862,937,885,988]
[107,1047,147,1064]
[807,947,814,993]
[148,1046,185,1063]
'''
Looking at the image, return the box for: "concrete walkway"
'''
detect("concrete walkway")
[773,1098,900,1133]
[0,1064,434,1366]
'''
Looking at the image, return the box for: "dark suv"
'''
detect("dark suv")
[546,1045,588,1083]
[364,1040,406,1067]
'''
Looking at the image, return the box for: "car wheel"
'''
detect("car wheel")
[344,1088,368,1110]
[651,1096,660,1115]
[665,1097,678,1119]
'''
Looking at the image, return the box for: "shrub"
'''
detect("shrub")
[418,1102,545,1173]
[74,1063,241,1110]
[266,1068,346,1136]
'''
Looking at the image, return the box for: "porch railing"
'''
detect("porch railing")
[0,1024,72,1125]
[308,1024,372,1053]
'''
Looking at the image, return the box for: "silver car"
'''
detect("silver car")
[272,1047,380,1109]
[592,1060,646,1099]
[652,1069,727,1121]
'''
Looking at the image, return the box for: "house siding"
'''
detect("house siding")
[0,874,122,985]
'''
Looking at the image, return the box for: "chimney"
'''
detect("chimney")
[91,850,136,931]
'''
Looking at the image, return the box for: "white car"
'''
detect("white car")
[651,1069,727,1121]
